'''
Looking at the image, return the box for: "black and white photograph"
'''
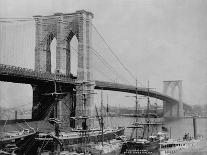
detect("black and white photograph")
[0,0,207,154]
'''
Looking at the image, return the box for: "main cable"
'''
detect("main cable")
[92,23,145,87]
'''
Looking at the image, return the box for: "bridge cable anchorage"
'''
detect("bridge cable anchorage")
[92,23,145,87]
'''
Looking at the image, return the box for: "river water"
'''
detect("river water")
[103,117,207,139]
[102,117,207,155]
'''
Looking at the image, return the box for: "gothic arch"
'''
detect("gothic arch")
[163,80,184,117]
[34,11,94,126]
[41,32,57,49]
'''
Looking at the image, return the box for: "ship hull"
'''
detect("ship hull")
[62,127,124,145]
[0,132,37,154]
[91,148,121,155]
[35,127,125,152]
[120,140,160,155]
[0,132,36,148]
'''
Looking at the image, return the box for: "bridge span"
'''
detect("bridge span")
[94,80,191,113]
[0,64,191,118]
[0,11,190,120]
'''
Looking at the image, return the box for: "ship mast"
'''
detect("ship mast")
[101,89,104,146]
[135,79,138,141]
[146,80,150,138]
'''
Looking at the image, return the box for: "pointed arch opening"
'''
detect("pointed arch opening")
[70,36,78,77]
[173,86,179,100]
[50,37,57,73]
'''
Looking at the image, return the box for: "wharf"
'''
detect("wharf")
[175,138,207,155]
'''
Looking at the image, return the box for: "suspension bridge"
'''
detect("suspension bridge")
[0,10,191,126]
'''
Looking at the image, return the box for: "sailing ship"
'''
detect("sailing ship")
[89,91,124,155]
[120,81,163,155]
[0,121,37,154]
[35,81,125,155]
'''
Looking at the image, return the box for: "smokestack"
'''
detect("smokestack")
[15,110,18,120]
[193,117,197,139]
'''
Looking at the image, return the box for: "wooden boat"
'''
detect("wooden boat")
[36,81,125,155]
[0,122,37,155]
[120,81,162,155]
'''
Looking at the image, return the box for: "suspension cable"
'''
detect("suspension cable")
[70,45,127,83]
[92,23,145,87]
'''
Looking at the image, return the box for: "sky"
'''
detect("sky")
[0,0,207,109]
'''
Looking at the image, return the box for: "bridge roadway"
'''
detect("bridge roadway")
[95,80,191,111]
[0,64,191,110]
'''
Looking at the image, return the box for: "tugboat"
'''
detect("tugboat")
[120,80,163,155]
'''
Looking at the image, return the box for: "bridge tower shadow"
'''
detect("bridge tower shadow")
[163,80,184,117]
[32,10,94,128]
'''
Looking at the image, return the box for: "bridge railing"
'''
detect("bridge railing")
[0,64,75,84]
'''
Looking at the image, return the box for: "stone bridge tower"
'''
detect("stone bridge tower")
[33,10,94,128]
[163,80,184,117]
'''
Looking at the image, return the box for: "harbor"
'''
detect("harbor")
[0,0,207,154]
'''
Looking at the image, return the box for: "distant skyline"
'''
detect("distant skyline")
[0,0,207,109]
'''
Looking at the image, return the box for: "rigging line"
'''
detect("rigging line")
[62,99,74,113]
[41,138,50,151]
[24,140,36,154]
[102,106,116,128]
[17,133,36,149]
[92,23,145,87]
[38,101,55,120]
[44,101,57,119]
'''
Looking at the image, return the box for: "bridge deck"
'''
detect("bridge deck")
[0,64,75,85]
[0,64,191,111]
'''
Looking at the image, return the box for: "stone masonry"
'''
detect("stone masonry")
[163,80,184,117]
[33,10,94,127]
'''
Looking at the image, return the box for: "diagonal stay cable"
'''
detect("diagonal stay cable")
[90,46,130,83]
[70,45,128,83]
[92,23,145,87]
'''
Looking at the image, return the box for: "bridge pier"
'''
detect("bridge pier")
[33,10,94,128]
[163,101,180,117]
[163,80,184,117]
